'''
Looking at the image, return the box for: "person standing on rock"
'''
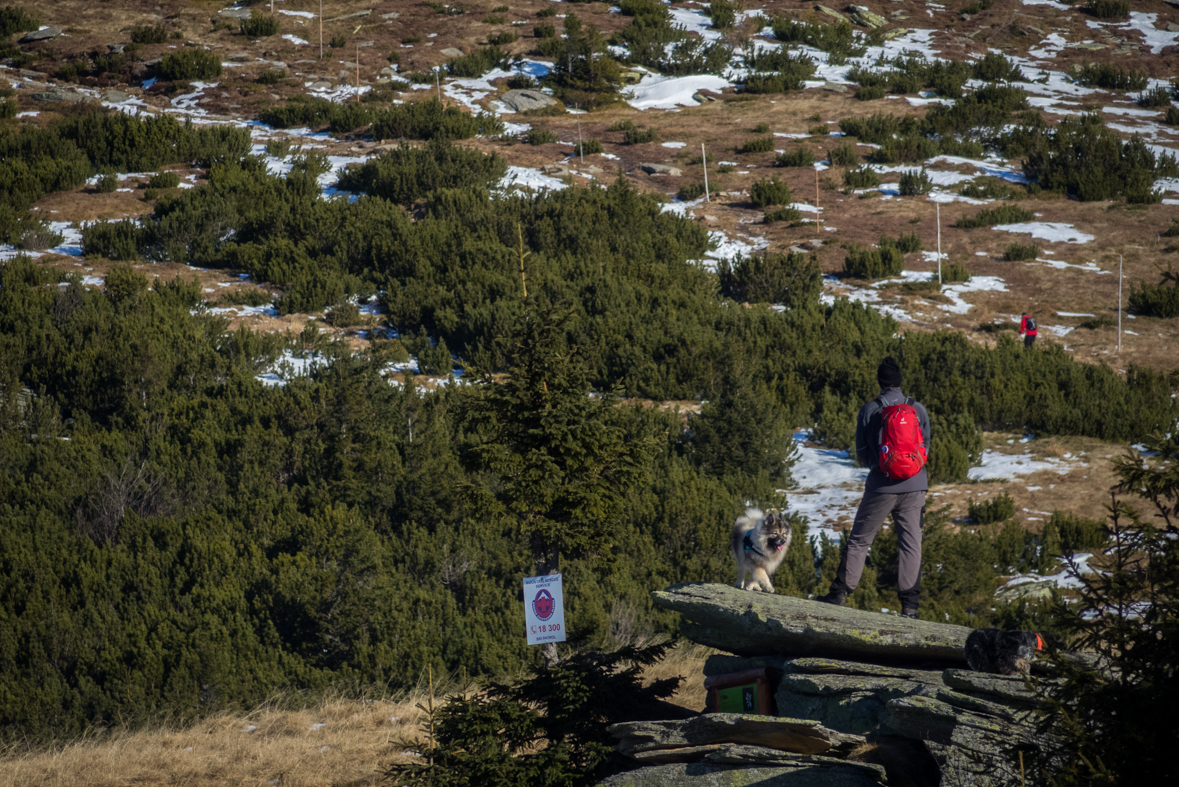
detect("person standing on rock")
[816,357,930,619]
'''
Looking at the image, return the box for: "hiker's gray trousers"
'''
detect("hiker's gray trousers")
[833,489,926,606]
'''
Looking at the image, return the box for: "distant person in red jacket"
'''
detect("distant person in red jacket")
[1020,313,1037,348]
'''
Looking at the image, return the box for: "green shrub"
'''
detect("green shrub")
[828,142,859,166]
[609,119,636,132]
[482,13,506,25]
[677,182,705,201]
[1137,86,1172,108]
[838,112,902,144]
[743,48,817,93]
[844,244,904,279]
[506,73,537,89]
[961,0,994,13]
[972,52,1023,83]
[0,98,15,119]
[259,96,338,129]
[447,45,511,78]
[1165,107,1179,126]
[486,30,518,46]
[329,33,346,48]
[95,173,118,193]
[536,6,556,17]
[1023,114,1170,203]
[1087,0,1130,20]
[148,171,181,190]
[425,1,465,15]
[257,68,286,85]
[325,301,363,328]
[776,148,815,167]
[12,217,63,251]
[575,138,603,156]
[525,127,558,145]
[81,219,142,260]
[750,176,792,208]
[898,168,933,196]
[738,136,774,154]
[240,12,280,37]
[768,17,866,62]
[1128,266,1179,318]
[959,178,1016,200]
[402,35,422,44]
[753,123,770,134]
[157,48,222,81]
[1004,242,1039,261]
[371,100,504,141]
[143,187,159,201]
[0,5,38,37]
[336,139,507,205]
[708,0,737,29]
[855,84,885,101]
[763,207,803,224]
[534,23,556,39]
[968,493,1015,525]
[1163,218,1179,238]
[624,126,659,144]
[719,251,821,306]
[1075,62,1148,91]
[130,23,167,44]
[880,232,923,254]
[328,103,376,134]
[955,203,1036,228]
[941,262,971,283]
[844,166,881,189]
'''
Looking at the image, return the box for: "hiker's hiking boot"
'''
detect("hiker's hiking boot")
[816,589,847,606]
[901,606,919,620]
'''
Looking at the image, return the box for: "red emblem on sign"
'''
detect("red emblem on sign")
[532,589,555,621]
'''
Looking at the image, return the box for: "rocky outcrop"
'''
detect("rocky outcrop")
[599,584,1064,787]
[610,714,864,760]
[845,6,888,29]
[500,89,559,112]
[651,583,971,664]
[596,747,887,787]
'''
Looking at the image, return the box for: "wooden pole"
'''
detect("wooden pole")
[577,115,583,164]
[319,0,323,60]
[356,43,360,102]
[1117,254,1123,354]
[702,143,709,202]
[435,68,441,102]
[936,200,942,285]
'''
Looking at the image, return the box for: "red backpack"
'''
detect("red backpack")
[878,397,927,481]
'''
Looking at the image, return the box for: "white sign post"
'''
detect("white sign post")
[523,574,566,646]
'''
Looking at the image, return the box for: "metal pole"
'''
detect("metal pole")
[319,0,323,60]
[436,68,441,102]
[1118,254,1123,354]
[815,167,820,233]
[936,200,942,285]
[356,43,360,102]
[702,143,709,202]
[577,116,583,164]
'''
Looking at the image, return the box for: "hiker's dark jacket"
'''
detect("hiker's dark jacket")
[854,386,932,494]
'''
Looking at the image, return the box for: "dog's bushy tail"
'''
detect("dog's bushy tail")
[733,507,764,538]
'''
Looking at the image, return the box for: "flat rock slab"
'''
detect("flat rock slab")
[218,8,253,19]
[501,88,559,112]
[595,752,884,787]
[101,90,134,103]
[641,163,683,176]
[609,713,863,758]
[652,583,971,665]
[31,90,90,104]
[20,27,62,43]
[328,9,372,22]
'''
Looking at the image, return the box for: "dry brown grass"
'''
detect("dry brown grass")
[0,644,714,787]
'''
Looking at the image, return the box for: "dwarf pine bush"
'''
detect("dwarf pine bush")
[955,204,1035,228]
[240,12,280,37]
[337,140,508,205]
[1004,242,1039,261]
[844,244,904,279]
[898,168,933,196]
[157,48,222,81]
[828,142,859,166]
[371,100,504,140]
[1128,266,1179,318]
[739,136,775,154]
[776,148,815,167]
[1075,62,1148,91]
[750,176,792,207]
[130,23,167,44]
[844,166,881,188]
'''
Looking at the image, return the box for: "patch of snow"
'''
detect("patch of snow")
[500,165,567,194]
[993,222,1094,244]
[283,34,309,45]
[627,73,733,110]
[783,432,868,534]
[967,449,1074,481]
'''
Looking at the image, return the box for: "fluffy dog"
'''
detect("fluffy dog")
[964,628,1057,675]
[732,508,792,593]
